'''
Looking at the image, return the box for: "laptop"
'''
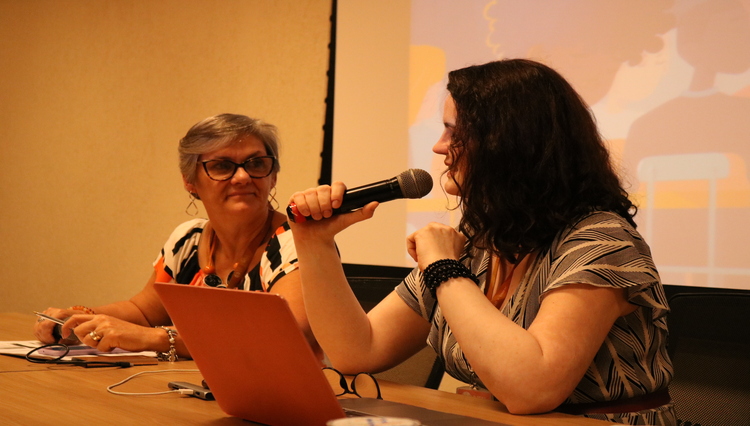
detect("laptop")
[153,282,507,426]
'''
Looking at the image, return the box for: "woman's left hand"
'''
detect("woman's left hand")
[406,222,467,270]
[61,314,161,353]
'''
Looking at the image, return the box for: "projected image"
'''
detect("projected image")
[406,0,750,289]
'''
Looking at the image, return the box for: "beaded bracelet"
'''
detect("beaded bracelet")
[422,258,479,297]
[155,326,178,362]
[69,305,96,315]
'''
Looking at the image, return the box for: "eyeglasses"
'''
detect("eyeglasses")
[323,367,382,400]
[25,343,131,368]
[200,156,276,181]
[26,343,73,363]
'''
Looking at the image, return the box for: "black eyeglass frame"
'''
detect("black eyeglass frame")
[25,343,132,368]
[199,156,277,181]
[322,366,382,400]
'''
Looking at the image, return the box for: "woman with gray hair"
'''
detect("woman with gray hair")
[33,113,320,361]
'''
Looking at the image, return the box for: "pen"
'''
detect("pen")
[33,311,66,325]
[77,361,133,368]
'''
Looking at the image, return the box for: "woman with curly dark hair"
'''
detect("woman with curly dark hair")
[288,59,675,425]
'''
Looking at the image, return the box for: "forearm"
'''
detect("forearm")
[269,271,324,361]
[295,238,378,370]
[438,278,625,414]
[114,324,192,359]
[436,278,567,413]
[92,300,153,327]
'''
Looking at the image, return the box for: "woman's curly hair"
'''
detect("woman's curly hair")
[446,59,636,262]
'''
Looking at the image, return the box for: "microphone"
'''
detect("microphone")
[286,168,433,223]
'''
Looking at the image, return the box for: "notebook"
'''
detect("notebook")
[153,282,507,426]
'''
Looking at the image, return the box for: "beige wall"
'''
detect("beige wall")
[332,0,411,267]
[0,0,331,314]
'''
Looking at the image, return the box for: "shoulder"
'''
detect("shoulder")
[163,218,207,251]
[262,221,296,265]
[259,221,298,289]
[571,211,633,230]
[266,221,294,251]
[542,211,658,289]
[556,211,645,250]
[170,218,208,236]
[273,220,292,237]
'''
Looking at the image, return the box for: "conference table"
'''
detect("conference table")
[0,313,608,425]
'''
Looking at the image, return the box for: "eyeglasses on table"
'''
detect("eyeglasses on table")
[323,367,382,400]
[25,343,132,368]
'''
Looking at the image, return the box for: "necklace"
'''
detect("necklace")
[200,212,275,289]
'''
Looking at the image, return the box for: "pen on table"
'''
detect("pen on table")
[33,311,65,325]
[75,361,134,368]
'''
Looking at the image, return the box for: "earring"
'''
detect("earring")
[186,193,199,216]
[268,188,279,210]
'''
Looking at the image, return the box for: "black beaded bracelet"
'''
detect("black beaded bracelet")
[422,258,479,297]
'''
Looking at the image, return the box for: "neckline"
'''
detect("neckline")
[200,213,275,288]
[485,253,532,309]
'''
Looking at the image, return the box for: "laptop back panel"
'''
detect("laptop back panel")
[153,282,345,426]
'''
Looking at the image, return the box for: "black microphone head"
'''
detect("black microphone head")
[396,169,433,199]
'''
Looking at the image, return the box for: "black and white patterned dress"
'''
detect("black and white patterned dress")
[396,211,676,425]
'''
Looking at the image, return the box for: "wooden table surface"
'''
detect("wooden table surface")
[0,312,607,425]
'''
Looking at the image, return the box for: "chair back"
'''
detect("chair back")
[667,291,750,426]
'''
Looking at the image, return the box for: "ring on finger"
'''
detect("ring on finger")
[89,330,102,342]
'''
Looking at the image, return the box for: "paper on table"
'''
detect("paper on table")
[0,340,157,360]
[0,341,41,357]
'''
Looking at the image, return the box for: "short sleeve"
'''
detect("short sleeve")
[542,212,669,324]
[153,218,205,284]
[395,238,484,322]
[258,222,299,291]
[395,268,436,320]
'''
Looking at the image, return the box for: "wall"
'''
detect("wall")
[332,0,411,267]
[0,0,331,314]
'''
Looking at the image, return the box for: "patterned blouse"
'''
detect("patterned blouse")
[153,218,298,291]
[395,211,676,425]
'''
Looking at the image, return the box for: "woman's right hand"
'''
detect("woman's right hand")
[33,307,82,344]
[287,182,378,240]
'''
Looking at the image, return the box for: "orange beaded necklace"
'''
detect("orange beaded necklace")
[200,213,274,289]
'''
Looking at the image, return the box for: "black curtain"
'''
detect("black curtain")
[318,0,337,185]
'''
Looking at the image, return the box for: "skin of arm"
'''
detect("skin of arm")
[34,270,165,345]
[266,269,325,361]
[289,183,431,374]
[41,257,322,360]
[408,222,636,414]
[41,270,191,357]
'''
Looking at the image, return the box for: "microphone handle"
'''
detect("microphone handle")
[336,177,403,213]
[286,177,403,223]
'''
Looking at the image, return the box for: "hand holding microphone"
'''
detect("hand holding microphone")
[287,169,433,223]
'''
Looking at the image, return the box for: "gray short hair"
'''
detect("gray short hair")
[179,113,280,184]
